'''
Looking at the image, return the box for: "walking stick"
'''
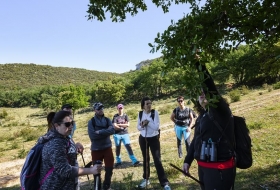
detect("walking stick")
[81,154,92,190]
[169,163,204,187]
[93,160,102,190]
[145,129,148,189]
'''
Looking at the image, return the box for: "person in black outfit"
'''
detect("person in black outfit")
[183,56,236,190]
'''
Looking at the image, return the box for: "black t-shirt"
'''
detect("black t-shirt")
[113,114,129,135]
[173,107,190,126]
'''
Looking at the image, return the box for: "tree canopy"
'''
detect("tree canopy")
[87,0,280,98]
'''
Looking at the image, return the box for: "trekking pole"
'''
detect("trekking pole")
[145,125,148,189]
[169,163,204,187]
[93,160,102,190]
[81,153,92,190]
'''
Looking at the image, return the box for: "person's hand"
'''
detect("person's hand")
[187,127,191,132]
[141,120,149,127]
[75,142,84,154]
[95,130,100,134]
[91,163,102,175]
[183,163,190,175]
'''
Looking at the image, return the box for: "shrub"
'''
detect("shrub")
[11,141,19,149]
[158,105,173,115]
[229,89,241,102]
[125,109,138,120]
[268,86,273,92]
[240,85,250,95]
[17,148,28,159]
[0,109,8,119]
[273,82,280,89]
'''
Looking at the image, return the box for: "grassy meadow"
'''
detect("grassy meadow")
[0,88,279,189]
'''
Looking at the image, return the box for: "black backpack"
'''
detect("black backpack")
[211,115,252,169]
[139,109,160,138]
[233,115,252,169]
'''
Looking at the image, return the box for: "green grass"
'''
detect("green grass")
[0,88,280,189]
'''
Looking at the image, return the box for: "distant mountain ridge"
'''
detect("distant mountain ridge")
[0,63,120,90]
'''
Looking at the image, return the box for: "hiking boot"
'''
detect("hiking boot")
[178,153,183,158]
[133,161,141,167]
[114,162,122,167]
[138,179,150,188]
[163,185,171,190]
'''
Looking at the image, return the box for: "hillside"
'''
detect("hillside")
[0,88,279,189]
[0,63,121,90]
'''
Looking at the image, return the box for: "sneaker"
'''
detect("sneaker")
[163,185,171,190]
[138,179,150,188]
[133,161,141,167]
[114,162,122,167]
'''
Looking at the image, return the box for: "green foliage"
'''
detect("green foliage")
[17,148,28,159]
[125,109,138,120]
[18,127,41,142]
[0,63,120,91]
[0,109,8,119]
[273,82,280,89]
[228,89,241,102]
[240,85,250,95]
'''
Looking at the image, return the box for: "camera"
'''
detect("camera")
[200,141,217,162]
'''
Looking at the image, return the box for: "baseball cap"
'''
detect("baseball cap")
[93,102,104,110]
[61,104,73,110]
[117,104,124,109]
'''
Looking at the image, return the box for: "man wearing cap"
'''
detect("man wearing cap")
[112,104,140,167]
[88,102,115,190]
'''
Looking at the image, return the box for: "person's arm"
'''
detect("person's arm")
[171,108,177,123]
[137,112,143,131]
[87,120,104,140]
[98,118,115,135]
[78,164,102,176]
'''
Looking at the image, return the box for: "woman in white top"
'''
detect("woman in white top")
[137,97,171,190]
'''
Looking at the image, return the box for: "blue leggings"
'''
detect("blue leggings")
[174,125,191,154]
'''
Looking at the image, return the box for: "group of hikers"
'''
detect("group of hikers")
[27,56,238,190]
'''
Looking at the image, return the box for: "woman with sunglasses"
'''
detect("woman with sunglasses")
[39,111,102,190]
[137,97,171,190]
[170,96,194,158]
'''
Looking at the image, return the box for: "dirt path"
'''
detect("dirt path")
[1,89,279,188]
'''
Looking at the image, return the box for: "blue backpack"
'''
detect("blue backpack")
[20,139,69,190]
[20,143,48,190]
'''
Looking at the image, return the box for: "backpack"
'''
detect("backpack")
[20,139,70,190]
[139,109,160,138]
[211,115,252,169]
[233,115,252,169]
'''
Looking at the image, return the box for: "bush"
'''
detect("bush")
[125,109,138,120]
[240,85,250,95]
[273,82,280,89]
[0,109,8,119]
[158,105,173,115]
[229,89,241,102]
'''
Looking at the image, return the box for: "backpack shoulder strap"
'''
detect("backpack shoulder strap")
[139,111,143,121]
[105,117,110,128]
[151,109,155,121]
[91,117,96,130]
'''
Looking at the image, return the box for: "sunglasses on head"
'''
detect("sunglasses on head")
[60,121,75,127]
[177,100,184,103]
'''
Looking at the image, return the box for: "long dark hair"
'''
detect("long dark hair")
[141,96,151,109]
[52,111,71,124]
[47,112,56,131]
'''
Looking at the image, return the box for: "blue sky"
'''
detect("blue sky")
[0,0,191,73]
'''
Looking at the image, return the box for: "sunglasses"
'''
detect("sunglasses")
[59,121,75,127]
[177,100,184,103]
[118,107,123,109]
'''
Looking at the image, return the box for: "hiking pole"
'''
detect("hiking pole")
[81,153,92,190]
[94,160,102,190]
[145,124,148,189]
[169,163,204,187]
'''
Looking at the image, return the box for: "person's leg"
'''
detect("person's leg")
[182,126,191,152]
[122,134,138,164]
[198,166,236,190]
[149,136,169,187]
[91,150,104,190]
[103,147,114,190]
[113,134,122,164]
[139,135,150,180]
[175,125,183,157]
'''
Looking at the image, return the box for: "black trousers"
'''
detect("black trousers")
[138,135,169,187]
[198,165,236,190]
